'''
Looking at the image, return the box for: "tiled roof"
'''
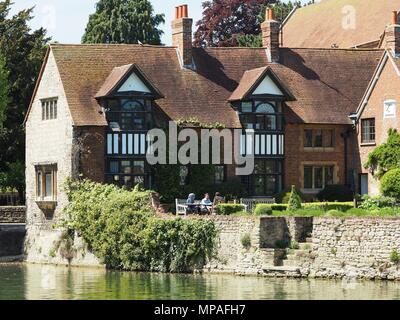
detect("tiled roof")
[48,44,382,127]
[282,0,400,49]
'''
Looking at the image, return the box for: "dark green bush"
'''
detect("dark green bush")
[62,179,218,272]
[359,195,397,210]
[287,185,302,211]
[216,204,246,215]
[317,185,354,202]
[381,169,400,200]
[254,204,273,216]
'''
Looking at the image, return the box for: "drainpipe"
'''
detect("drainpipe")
[341,129,352,186]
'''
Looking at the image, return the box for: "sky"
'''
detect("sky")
[9,0,312,45]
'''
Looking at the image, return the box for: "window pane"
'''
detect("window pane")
[45,173,52,197]
[265,176,276,195]
[314,130,323,147]
[314,167,323,189]
[304,129,313,147]
[121,161,131,174]
[37,172,42,197]
[266,115,276,130]
[254,176,265,196]
[122,100,145,112]
[215,165,225,184]
[180,166,188,186]
[325,166,334,186]
[53,101,57,119]
[323,130,334,147]
[254,160,265,174]
[110,161,119,174]
[42,103,45,120]
[265,160,277,174]
[304,166,313,189]
[255,103,275,114]
[241,102,252,113]
[133,161,145,174]
[362,119,375,143]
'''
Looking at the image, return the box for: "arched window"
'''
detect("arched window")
[121,99,145,112]
[255,102,276,130]
[256,103,275,114]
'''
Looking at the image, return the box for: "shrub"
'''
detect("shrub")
[287,185,302,211]
[290,241,300,250]
[381,169,400,200]
[317,185,354,202]
[62,179,218,272]
[240,234,251,248]
[304,202,354,212]
[359,195,397,210]
[326,209,342,217]
[254,204,273,216]
[216,204,246,215]
[274,188,306,204]
[390,249,400,264]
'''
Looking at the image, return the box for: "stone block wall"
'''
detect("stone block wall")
[307,217,400,279]
[0,206,26,224]
[0,224,26,258]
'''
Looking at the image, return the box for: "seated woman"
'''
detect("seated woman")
[200,193,213,214]
[186,193,199,214]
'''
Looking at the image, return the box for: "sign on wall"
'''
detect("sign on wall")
[384,100,396,119]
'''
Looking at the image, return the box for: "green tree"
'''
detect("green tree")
[287,185,302,211]
[0,53,9,132]
[0,161,25,201]
[0,0,49,197]
[364,129,400,178]
[82,0,165,45]
[380,169,400,200]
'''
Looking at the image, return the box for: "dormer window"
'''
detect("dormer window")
[239,100,283,131]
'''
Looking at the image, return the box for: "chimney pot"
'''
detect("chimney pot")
[268,8,275,21]
[183,4,188,18]
[392,11,398,25]
[175,6,180,19]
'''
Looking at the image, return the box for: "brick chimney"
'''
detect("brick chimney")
[384,11,400,57]
[172,4,194,68]
[261,8,280,63]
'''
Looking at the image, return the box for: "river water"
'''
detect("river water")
[0,263,400,300]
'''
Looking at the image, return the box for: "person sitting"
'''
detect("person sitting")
[186,193,199,214]
[212,192,225,215]
[200,193,213,214]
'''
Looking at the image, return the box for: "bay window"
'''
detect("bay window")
[239,101,283,131]
[35,164,57,201]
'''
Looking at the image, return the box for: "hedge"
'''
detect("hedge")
[215,204,246,215]
[253,204,273,216]
[254,202,354,213]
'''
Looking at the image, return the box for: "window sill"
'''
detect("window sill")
[35,200,57,211]
[360,142,376,147]
[304,147,335,152]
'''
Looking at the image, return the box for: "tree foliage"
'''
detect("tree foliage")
[194,0,305,48]
[62,179,218,272]
[365,129,400,178]
[82,0,165,45]
[0,0,49,195]
[381,169,400,200]
[0,53,9,132]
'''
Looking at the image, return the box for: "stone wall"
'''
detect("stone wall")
[0,224,26,259]
[307,217,400,279]
[0,206,26,224]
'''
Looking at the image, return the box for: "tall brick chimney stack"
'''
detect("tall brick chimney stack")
[261,8,280,63]
[384,11,400,57]
[172,4,193,68]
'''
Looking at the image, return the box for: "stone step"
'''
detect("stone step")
[305,237,313,243]
[263,265,301,274]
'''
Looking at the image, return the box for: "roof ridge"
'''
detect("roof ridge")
[50,43,177,49]
[281,47,384,52]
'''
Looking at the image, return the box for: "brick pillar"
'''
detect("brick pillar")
[261,8,280,63]
[172,5,193,68]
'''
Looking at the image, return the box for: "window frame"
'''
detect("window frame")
[303,129,335,149]
[238,100,284,132]
[105,158,149,189]
[250,159,283,196]
[105,98,154,132]
[41,98,58,121]
[303,165,335,191]
[35,164,57,201]
[361,118,376,144]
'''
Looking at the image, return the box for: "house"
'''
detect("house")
[282,0,400,49]
[24,2,400,233]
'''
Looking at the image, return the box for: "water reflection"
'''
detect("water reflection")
[0,264,400,300]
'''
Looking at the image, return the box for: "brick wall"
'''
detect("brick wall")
[356,56,400,195]
[284,123,349,193]
[0,206,26,224]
